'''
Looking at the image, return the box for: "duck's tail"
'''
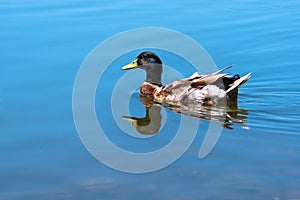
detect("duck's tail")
[226,73,251,94]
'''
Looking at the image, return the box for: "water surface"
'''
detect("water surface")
[1,0,300,199]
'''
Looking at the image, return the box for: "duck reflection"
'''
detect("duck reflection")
[122,106,162,135]
[122,95,163,135]
[123,95,249,135]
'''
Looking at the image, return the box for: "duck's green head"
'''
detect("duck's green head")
[122,51,163,85]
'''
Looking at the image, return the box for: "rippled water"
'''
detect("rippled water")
[1,0,300,199]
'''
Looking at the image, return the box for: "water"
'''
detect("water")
[1,0,300,199]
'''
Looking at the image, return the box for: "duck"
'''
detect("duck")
[122,51,251,107]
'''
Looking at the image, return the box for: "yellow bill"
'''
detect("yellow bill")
[122,58,138,70]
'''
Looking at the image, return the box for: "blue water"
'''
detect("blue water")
[2,0,300,199]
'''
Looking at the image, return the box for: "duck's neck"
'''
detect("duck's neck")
[145,64,162,86]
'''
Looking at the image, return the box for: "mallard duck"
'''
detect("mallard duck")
[122,51,251,106]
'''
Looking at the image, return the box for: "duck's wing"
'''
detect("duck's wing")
[187,65,232,81]
[161,79,191,92]
[161,70,228,93]
[190,74,227,88]
[162,72,223,91]
[155,79,193,104]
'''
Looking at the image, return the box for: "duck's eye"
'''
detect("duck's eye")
[149,58,156,63]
